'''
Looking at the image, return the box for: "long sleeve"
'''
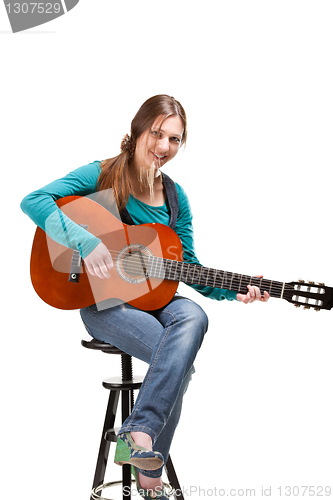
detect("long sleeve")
[20,161,102,259]
[175,185,238,301]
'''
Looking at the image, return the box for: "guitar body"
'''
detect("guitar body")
[30,196,182,310]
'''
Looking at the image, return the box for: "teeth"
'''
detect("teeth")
[154,153,165,159]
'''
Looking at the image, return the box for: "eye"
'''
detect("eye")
[151,130,161,138]
[171,137,181,144]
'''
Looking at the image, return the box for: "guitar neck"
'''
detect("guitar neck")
[149,257,284,299]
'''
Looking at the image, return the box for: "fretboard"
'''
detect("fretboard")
[148,257,285,299]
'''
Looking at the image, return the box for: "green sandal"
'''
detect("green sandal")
[114,432,164,470]
[131,465,170,499]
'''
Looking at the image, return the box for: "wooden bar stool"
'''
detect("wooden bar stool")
[81,337,184,500]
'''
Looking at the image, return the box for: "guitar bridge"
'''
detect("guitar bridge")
[68,224,88,283]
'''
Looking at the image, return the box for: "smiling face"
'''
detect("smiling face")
[133,114,184,173]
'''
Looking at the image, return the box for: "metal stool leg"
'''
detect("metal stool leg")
[121,354,134,499]
[165,455,184,499]
[91,389,120,498]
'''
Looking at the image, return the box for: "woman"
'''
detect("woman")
[21,95,269,499]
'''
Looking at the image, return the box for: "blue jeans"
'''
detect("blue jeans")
[80,294,208,478]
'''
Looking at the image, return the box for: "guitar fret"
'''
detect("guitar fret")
[187,265,195,284]
[262,279,272,295]
[232,273,240,291]
[221,270,225,288]
[198,267,209,286]
[158,257,164,279]
[189,264,201,284]
[212,269,217,288]
[180,262,190,283]
[175,261,182,281]
[227,271,233,290]
[177,262,183,281]
[149,256,155,277]
[214,270,225,289]
[149,256,157,278]
[147,256,153,276]
[280,282,285,299]
[155,257,165,279]
[177,261,183,281]
[163,260,169,279]
[222,271,232,290]
[238,274,243,291]
[166,260,174,280]
[170,261,177,280]
[198,267,207,286]
[156,257,160,278]
[203,267,210,286]
[170,260,181,281]
[150,257,157,278]
[269,281,283,299]
[239,275,250,294]
[184,262,190,283]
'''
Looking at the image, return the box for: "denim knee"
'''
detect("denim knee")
[179,299,209,348]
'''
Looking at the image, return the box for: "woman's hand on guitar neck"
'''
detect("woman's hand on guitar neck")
[84,242,114,279]
[236,275,270,304]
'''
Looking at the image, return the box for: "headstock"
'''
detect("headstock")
[283,280,333,311]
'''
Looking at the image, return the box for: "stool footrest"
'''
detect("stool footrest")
[104,427,120,442]
[91,479,136,500]
[102,376,143,390]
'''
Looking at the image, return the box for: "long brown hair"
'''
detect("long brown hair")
[97,95,187,212]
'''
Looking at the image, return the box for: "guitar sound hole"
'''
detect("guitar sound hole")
[115,243,153,285]
[122,250,147,278]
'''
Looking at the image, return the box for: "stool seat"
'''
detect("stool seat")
[81,337,125,354]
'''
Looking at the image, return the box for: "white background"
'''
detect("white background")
[1,1,332,498]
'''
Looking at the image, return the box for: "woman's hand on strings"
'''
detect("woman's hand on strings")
[84,242,113,279]
[236,275,270,304]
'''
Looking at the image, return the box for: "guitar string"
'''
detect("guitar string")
[105,249,296,291]
[77,247,325,305]
[103,249,303,294]
[88,252,326,303]
[103,249,325,296]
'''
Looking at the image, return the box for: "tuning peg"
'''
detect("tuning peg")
[318,282,325,286]
[303,306,311,310]
[314,308,321,312]
[298,279,305,283]
[308,281,315,285]
[294,304,301,308]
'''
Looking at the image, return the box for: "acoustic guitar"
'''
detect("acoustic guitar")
[30,196,333,312]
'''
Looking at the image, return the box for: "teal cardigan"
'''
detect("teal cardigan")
[21,161,237,302]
